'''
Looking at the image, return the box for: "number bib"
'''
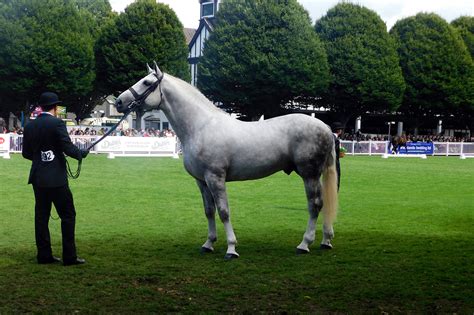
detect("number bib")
[41,150,55,162]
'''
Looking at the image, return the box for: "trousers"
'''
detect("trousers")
[32,185,77,262]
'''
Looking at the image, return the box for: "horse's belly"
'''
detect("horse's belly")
[226,150,291,181]
[226,164,282,181]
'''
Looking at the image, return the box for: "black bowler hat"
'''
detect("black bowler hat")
[38,92,62,109]
[331,121,344,131]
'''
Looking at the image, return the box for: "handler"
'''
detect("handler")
[332,122,344,191]
[22,92,88,266]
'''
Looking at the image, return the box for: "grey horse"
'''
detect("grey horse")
[115,63,338,259]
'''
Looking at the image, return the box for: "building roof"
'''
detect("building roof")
[184,28,196,45]
[188,18,215,49]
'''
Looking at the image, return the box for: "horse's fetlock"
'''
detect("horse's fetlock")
[304,234,315,244]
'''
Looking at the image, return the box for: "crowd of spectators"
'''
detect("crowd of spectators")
[1,126,23,134]
[115,128,176,137]
[68,127,175,138]
[2,124,473,142]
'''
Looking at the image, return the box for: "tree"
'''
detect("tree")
[451,16,474,59]
[451,16,474,133]
[0,0,96,121]
[315,3,405,125]
[69,0,115,120]
[390,13,474,124]
[74,0,116,41]
[95,0,190,96]
[197,0,329,120]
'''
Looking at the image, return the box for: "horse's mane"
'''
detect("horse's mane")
[165,74,226,116]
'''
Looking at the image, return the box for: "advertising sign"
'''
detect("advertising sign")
[0,134,10,152]
[96,136,177,157]
[390,142,434,155]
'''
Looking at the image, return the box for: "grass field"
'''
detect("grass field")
[0,154,473,313]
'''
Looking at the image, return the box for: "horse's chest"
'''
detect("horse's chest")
[182,153,207,180]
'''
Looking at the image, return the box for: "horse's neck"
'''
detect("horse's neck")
[160,76,227,143]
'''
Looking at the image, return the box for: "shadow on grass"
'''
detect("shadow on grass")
[1,230,472,314]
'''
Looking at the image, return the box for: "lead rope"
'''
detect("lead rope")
[49,110,132,221]
[65,108,133,180]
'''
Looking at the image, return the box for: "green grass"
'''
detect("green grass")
[1,154,473,313]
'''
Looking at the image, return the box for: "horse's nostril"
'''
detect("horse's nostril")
[116,99,122,107]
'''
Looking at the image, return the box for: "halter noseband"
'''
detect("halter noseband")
[127,72,164,112]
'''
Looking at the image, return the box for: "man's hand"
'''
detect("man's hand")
[80,149,89,159]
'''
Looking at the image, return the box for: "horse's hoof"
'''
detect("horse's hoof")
[320,244,333,250]
[296,248,310,255]
[200,247,213,254]
[224,253,239,260]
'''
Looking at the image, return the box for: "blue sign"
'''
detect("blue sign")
[389,142,434,155]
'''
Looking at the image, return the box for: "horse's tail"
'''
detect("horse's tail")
[321,145,338,227]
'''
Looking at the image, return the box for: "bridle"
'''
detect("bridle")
[126,72,164,112]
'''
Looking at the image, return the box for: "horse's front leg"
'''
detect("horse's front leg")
[196,179,217,253]
[205,173,238,260]
[297,177,323,254]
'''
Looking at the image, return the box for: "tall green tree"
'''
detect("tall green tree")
[0,0,96,121]
[451,16,474,133]
[315,3,405,125]
[75,0,115,39]
[197,0,329,120]
[451,16,474,59]
[95,0,190,96]
[70,0,115,120]
[390,13,474,123]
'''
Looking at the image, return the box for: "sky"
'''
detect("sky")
[109,0,473,30]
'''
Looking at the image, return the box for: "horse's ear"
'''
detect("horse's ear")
[153,61,163,78]
[146,63,153,74]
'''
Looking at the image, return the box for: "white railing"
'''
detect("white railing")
[3,134,474,157]
[339,140,474,156]
[4,134,180,158]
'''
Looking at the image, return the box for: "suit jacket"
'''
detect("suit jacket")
[334,135,340,160]
[22,113,82,187]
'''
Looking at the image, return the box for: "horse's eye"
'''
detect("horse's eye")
[143,80,152,86]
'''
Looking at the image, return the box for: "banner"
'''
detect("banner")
[96,136,177,156]
[390,141,434,155]
[0,134,10,152]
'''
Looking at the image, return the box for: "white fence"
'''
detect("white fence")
[2,134,474,158]
[4,134,180,158]
[340,140,474,156]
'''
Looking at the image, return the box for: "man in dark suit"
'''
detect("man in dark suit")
[22,92,88,266]
[331,122,344,191]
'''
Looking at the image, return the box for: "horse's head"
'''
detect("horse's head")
[115,62,164,113]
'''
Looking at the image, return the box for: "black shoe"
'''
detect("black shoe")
[38,256,61,264]
[63,257,86,266]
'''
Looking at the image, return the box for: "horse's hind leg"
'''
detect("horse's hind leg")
[297,177,323,254]
[196,180,217,253]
